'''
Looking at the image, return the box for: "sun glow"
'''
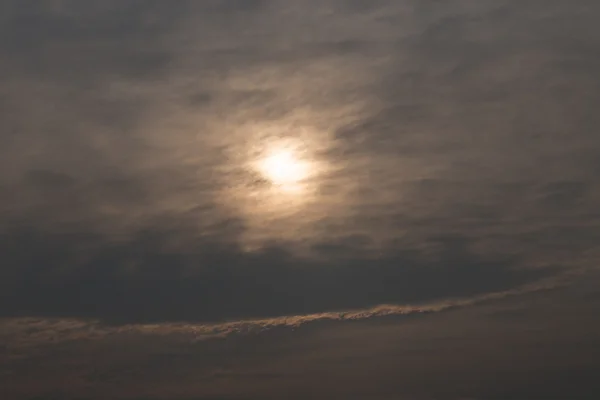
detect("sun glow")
[258,149,310,187]
[220,123,334,249]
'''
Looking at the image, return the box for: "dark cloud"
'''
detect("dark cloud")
[0,227,558,324]
[1,1,600,399]
[202,0,269,14]
[0,0,596,323]
[535,181,589,209]
[24,169,76,190]
[0,1,187,83]
[3,285,600,400]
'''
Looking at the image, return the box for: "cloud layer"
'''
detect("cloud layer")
[1,0,599,333]
[2,2,600,399]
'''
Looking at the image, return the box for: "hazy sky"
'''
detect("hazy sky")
[2,1,600,399]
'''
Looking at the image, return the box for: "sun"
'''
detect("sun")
[258,149,309,186]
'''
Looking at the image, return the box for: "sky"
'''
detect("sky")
[1,1,600,399]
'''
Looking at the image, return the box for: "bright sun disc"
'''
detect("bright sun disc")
[259,149,309,186]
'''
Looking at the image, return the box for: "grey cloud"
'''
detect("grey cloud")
[0,1,190,42]
[201,0,269,14]
[0,227,558,324]
[0,4,600,391]
[3,284,600,400]
[338,0,391,14]
[24,169,76,190]
[535,181,590,210]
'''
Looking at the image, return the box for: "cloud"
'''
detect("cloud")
[2,275,560,355]
[0,0,599,357]
[0,227,562,324]
[1,3,600,400]
[2,281,599,400]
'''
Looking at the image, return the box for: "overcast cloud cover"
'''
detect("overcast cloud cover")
[1,1,600,399]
